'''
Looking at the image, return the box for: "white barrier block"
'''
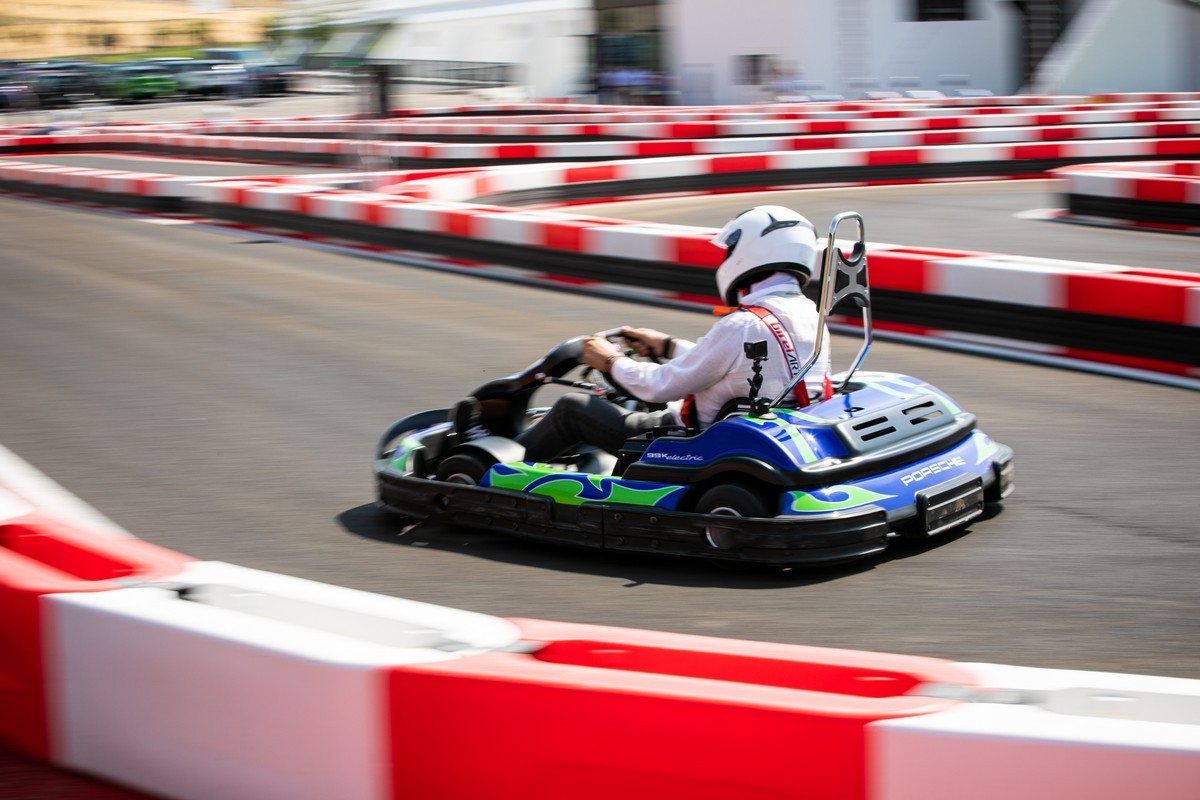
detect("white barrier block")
[145,176,216,198]
[700,136,792,153]
[414,175,483,202]
[0,486,34,522]
[1180,284,1200,328]
[869,664,1200,800]
[622,156,709,180]
[245,184,318,213]
[480,164,566,193]
[967,126,1037,143]
[1188,180,1200,206]
[930,255,1125,308]
[544,141,635,159]
[852,132,922,149]
[189,180,273,205]
[48,561,519,800]
[475,211,551,246]
[1067,171,1132,198]
[770,149,862,170]
[582,223,690,262]
[925,143,1008,163]
[1069,137,1156,158]
[379,200,466,231]
[306,192,395,222]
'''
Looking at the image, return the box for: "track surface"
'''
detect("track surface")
[1,184,1197,681]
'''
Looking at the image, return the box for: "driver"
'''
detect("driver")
[514,204,832,463]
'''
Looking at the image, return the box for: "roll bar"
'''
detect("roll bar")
[770,211,872,407]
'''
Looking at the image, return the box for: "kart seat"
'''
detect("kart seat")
[713,396,798,422]
[715,378,834,421]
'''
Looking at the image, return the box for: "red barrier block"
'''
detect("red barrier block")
[865,252,936,293]
[539,218,607,252]
[564,164,618,184]
[670,232,723,268]
[0,514,190,760]
[1065,272,1195,325]
[866,149,922,166]
[711,154,771,173]
[634,139,699,157]
[1133,176,1191,204]
[385,619,974,800]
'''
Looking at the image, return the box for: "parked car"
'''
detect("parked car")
[15,64,96,107]
[102,64,179,103]
[157,59,248,97]
[0,72,32,111]
[202,48,293,96]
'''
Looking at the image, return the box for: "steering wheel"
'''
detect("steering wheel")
[580,328,666,410]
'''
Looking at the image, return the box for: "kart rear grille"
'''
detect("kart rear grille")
[836,394,957,455]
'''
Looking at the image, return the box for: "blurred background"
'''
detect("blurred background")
[1,0,1197,113]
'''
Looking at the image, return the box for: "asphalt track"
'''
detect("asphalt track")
[2,178,1198,683]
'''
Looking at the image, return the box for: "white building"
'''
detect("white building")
[666,0,1199,103]
[281,0,1199,104]
[282,0,591,100]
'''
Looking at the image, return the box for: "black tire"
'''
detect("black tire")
[695,483,775,572]
[435,452,494,486]
[695,482,772,518]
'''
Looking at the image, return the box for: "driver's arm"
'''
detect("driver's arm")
[608,320,742,404]
[619,327,689,360]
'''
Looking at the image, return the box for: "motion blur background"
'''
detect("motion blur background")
[2,0,1197,113]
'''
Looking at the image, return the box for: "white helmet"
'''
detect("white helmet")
[711,205,819,305]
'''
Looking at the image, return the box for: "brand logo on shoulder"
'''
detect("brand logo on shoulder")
[900,456,967,486]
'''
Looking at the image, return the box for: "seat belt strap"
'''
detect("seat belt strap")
[741,305,812,407]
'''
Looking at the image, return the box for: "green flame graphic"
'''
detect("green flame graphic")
[786,485,894,513]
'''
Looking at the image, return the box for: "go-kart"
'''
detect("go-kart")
[374,212,1013,567]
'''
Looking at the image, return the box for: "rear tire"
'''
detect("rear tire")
[695,483,773,519]
[695,482,774,563]
[435,452,494,486]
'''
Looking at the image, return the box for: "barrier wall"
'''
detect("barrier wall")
[2,464,1198,799]
[1,117,1196,380]
[869,663,1200,800]
[1054,160,1200,229]
[0,508,191,760]
[46,561,520,800]
[3,94,1199,798]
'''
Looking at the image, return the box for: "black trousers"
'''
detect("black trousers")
[515,392,674,462]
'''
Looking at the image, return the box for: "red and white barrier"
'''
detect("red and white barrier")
[1053,160,1200,230]
[2,450,1199,799]
[45,561,520,800]
[869,663,1200,800]
[1,98,1197,384]
[385,617,975,800]
[0,507,191,760]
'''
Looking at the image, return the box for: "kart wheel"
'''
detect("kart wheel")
[697,483,771,518]
[696,483,772,550]
[435,452,494,486]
